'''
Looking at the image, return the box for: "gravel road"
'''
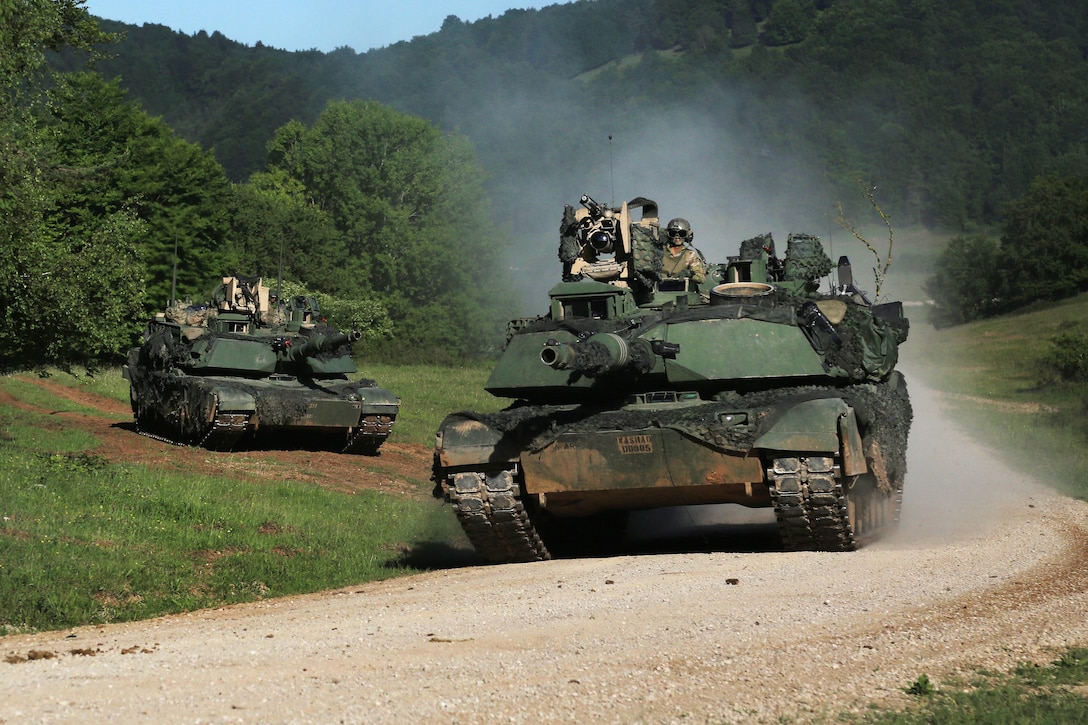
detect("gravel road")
[4,377,1088,724]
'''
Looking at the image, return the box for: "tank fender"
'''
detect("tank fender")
[435,413,518,468]
[838,407,867,476]
[213,387,256,413]
[753,397,850,455]
[355,386,401,414]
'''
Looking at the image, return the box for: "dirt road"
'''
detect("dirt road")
[3,376,1087,724]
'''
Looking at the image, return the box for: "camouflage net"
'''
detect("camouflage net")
[558,205,583,270]
[246,379,371,425]
[139,325,193,370]
[819,302,904,381]
[738,233,776,261]
[165,302,217,327]
[628,222,664,290]
[559,338,655,377]
[783,234,834,291]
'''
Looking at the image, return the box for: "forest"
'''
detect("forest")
[3,0,1088,369]
[78,0,1087,228]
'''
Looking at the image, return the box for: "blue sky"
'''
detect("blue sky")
[85,1,562,53]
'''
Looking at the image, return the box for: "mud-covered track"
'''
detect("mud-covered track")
[443,469,549,562]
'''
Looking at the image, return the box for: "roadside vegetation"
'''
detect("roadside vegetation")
[853,650,1088,724]
[0,362,504,635]
[905,293,1088,502]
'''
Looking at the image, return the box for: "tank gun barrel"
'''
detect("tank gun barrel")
[285,330,360,361]
[541,334,673,378]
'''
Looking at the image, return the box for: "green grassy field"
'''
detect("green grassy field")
[361,361,511,446]
[0,362,507,634]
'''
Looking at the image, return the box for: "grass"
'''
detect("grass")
[0,364,491,634]
[903,293,1088,501]
[361,361,511,446]
[853,650,1088,724]
[0,445,461,632]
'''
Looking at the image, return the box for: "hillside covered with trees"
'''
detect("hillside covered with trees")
[79,0,1088,232]
[3,0,509,370]
[4,0,1087,371]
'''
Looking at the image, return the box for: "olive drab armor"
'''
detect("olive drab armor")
[123,274,399,454]
[434,194,911,563]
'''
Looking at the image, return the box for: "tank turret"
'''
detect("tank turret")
[433,194,912,563]
[122,274,398,454]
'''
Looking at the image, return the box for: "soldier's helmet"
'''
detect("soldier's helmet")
[665,218,693,245]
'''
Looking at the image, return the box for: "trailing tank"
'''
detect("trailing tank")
[433,195,911,562]
[123,274,399,454]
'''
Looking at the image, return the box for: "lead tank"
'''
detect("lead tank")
[433,195,911,562]
[123,274,399,453]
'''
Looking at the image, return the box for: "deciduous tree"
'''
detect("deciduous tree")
[265,100,509,357]
[0,0,143,371]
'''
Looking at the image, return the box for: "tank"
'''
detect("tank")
[122,274,399,454]
[433,195,911,562]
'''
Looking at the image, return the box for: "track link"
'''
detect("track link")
[135,405,250,451]
[442,468,550,564]
[768,456,902,551]
[342,414,395,455]
[769,456,854,551]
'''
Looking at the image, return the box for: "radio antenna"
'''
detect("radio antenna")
[608,134,615,207]
[277,235,285,306]
[170,232,178,305]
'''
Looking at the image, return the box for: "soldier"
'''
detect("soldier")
[662,218,707,284]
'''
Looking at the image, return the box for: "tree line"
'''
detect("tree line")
[2,0,510,372]
[7,0,1088,372]
[69,0,1088,232]
[926,175,1088,327]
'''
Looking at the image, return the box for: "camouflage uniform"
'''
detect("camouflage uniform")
[662,246,707,284]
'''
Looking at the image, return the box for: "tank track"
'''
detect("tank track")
[768,456,901,551]
[440,468,550,563]
[198,412,251,450]
[135,406,250,451]
[768,456,853,551]
[342,414,395,455]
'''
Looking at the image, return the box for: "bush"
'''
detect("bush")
[1040,332,1088,383]
[923,234,1002,327]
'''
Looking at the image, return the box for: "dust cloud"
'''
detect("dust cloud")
[890,368,1045,546]
[622,367,1044,553]
[466,81,838,314]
